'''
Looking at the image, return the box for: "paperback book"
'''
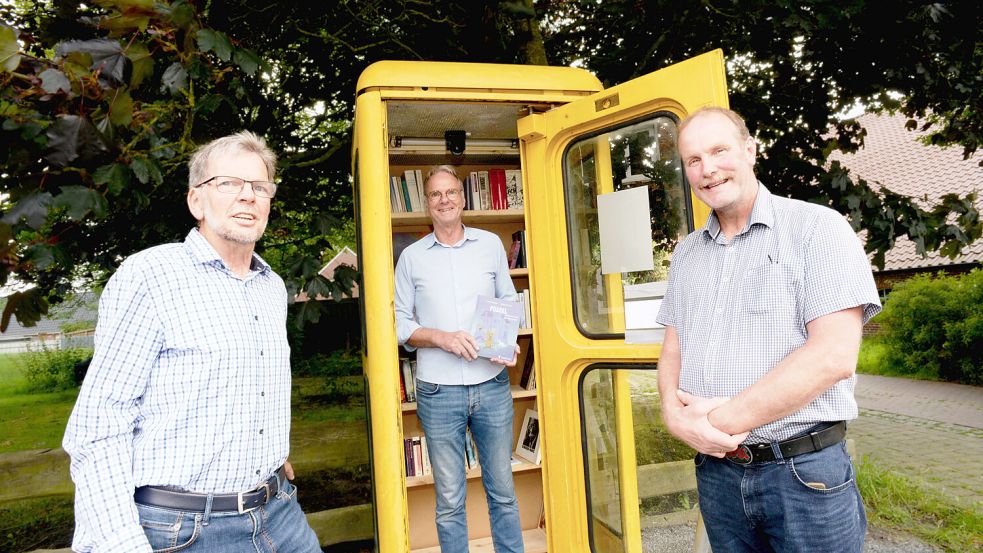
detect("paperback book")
[471,295,522,362]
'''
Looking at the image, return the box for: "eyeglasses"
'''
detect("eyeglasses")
[195,176,278,199]
[426,188,463,203]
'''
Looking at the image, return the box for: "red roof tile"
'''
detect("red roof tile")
[829,113,983,272]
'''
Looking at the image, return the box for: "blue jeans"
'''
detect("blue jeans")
[695,438,866,553]
[136,479,321,552]
[415,368,524,553]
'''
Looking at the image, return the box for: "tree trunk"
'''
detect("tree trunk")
[515,0,547,65]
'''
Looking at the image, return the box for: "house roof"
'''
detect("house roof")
[0,291,98,340]
[294,247,359,302]
[829,113,983,273]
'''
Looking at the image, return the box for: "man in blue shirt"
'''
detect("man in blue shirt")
[63,132,321,553]
[395,165,524,553]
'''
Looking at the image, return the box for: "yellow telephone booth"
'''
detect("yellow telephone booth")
[353,50,728,552]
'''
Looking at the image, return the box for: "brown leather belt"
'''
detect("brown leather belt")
[725,421,846,465]
[134,466,286,514]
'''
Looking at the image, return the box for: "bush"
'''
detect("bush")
[20,345,93,393]
[879,269,983,384]
[293,349,362,378]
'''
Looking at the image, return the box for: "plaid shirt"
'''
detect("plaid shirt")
[63,229,291,552]
[656,184,881,443]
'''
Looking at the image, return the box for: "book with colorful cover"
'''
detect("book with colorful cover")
[471,295,522,362]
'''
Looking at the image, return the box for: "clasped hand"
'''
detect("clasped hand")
[665,390,749,457]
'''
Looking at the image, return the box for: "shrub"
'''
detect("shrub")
[878,269,983,384]
[20,345,93,393]
[293,349,362,378]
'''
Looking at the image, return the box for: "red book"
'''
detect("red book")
[489,168,507,209]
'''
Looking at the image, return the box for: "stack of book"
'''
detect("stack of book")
[390,169,426,213]
[515,289,532,330]
[404,435,431,477]
[463,168,523,211]
[508,230,526,269]
[399,357,417,403]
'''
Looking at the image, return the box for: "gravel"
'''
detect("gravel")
[641,523,941,552]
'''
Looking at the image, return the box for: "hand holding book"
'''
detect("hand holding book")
[471,295,522,363]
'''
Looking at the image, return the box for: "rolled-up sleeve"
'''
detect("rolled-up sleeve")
[394,249,421,349]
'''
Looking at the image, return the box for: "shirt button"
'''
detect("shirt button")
[261,391,265,397]
[256,469,261,475]
[254,315,258,321]
[260,350,264,356]
[259,429,264,434]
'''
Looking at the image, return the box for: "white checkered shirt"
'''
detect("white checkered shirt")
[62,229,291,552]
[656,184,881,443]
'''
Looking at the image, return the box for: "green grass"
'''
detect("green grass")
[0,354,79,453]
[857,456,983,552]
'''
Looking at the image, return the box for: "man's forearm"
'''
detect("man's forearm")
[708,307,863,435]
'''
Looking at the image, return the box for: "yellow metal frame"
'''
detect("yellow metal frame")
[516,49,728,553]
[352,51,727,552]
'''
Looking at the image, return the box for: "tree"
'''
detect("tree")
[541,0,981,268]
[0,0,549,329]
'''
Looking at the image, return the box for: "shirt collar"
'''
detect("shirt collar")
[702,182,775,240]
[185,228,271,273]
[425,225,479,249]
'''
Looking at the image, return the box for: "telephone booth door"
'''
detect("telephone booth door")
[517,49,728,552]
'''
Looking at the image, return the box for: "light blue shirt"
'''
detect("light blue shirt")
[395,226,517,385]
[63,228,291,552]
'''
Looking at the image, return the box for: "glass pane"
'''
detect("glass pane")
[563,115,690,336]
[582,368,626,553]
[582,367,698,553]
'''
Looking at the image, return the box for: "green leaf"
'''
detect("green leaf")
[126,42,153,88]
[56,38,130,86]
[54,185,105,220]
[0,289,50,332]
[130,156,163,185]
[196,29,233,62]
[93,163,132,195]
[0,23,21,73]
[0,191,53,229]
[233,48,261,76]
[39,68,72,95]
[45,114,109,167]
[160,62,187,95]
[108,89,133,126]
[168,0,196,28]
[25,243,56,269]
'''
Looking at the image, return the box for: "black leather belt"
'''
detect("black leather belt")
[725,421,846,465]
[134,466,286,514]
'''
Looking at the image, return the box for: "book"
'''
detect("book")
[489,168,506,210]
[412,437,424,476]
[471,295,522,362]
[505,169,523,209]
[403,170,421,212]
[520,346,536,390]
[401,358,416,402]
[469,171,480,210]
[477,170,490,210]
[420,435,431,475]
[508,237,522,269]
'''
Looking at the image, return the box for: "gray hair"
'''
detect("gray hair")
[187,131,277,189]
[424,165,462,192]
[679,106,751,141]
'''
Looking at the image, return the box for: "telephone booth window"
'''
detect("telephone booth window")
[563,114,692,337]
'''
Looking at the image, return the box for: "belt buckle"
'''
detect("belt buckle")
[725,444,753,465]
[237,483,271,514]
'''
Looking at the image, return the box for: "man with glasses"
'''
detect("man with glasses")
[63,131,321,552]
[395,165,524,553]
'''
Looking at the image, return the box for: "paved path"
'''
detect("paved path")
[851,374,983,507]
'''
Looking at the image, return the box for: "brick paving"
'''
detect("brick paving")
[851,374,983,507]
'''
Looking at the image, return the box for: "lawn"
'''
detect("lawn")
[0,354,78,453]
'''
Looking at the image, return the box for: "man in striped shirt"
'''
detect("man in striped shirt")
[63,132,320,552]
[656,108,881,552]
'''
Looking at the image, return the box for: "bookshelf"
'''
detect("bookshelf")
[390,155,543,552]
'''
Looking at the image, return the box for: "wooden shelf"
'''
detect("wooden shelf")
[392,208,523,226]
[402,385,536,413]
[509,267,529,278]
[406,459,541,488]
[412,527,547,553]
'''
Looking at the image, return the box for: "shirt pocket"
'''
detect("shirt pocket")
[739,261,802,317]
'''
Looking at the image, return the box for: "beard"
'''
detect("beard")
[203,216,268,245]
